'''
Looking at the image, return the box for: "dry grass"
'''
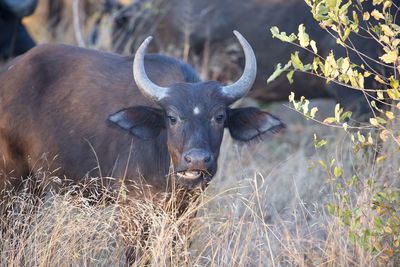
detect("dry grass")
[0,100,397,266]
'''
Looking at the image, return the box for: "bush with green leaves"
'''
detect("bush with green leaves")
[268,0,399,263]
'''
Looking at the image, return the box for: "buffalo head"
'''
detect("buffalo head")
[109,31,284,189]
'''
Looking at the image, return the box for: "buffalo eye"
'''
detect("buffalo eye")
[168,115,178,125]
[214,114,225,124]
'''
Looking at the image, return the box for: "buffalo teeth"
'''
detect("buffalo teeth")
[177,171,201,179]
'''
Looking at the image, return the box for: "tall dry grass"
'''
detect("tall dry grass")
[0,100,397,266]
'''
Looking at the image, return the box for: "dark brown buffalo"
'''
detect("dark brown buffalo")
[0,31,283,200]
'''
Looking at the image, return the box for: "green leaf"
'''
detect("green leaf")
[287,70,295,84]
[315,139,327,148]
[340,111,352,121]
[318,160,328,170]
[326,0,337,8]
[315,2,329,20]
[342,27,351,41]
[334,166,342,177]
[291,52,304,70]
[339,0,351,16]
[270,26,297,42]
[267,62,291,84]
[327,203,336,215]
[310,107,318,118]
[313,134,327,148]
[357,131,365,143]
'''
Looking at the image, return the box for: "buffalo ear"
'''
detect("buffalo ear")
[227,107,285,141]
[108,106,165,140]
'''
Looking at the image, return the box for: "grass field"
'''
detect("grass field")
[1,99,396,266]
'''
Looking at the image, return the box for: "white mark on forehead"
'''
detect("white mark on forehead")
[193,106,201,115]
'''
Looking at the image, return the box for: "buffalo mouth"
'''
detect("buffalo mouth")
[176,170,202,180]
[174,170,213,188]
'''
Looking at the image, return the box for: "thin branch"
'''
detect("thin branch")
[294,69,383,93]
[325,29,393,69]
[73,0,86,47]
[284,105,374,130]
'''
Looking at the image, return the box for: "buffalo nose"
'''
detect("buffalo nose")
[183,149,212,165]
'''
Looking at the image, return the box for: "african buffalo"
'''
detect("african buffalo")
[0,0,37,60]
[0,31,283,200]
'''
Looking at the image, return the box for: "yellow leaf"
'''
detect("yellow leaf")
[396,102,400,109]
[323,117,336,124]
[358,74,364,89]
[393,39,400,47]
[371,9,385,20]
[377,91,384,100]
[288,91,295,102]
[334,166,342,178]
[302,99,310,114]
[370,118,379,126]
[380,35,390,45]
[381,25,395,37]
[334,103,342,122]
[363,12,370,21]
[383,1,392,11]
[310,40,318,53]
[380,129,390,142]
[385,226,393,234]
[324,52,338,78]
[373,0,385,6]
[380,50,398,64]
[340,57,350,73]
[371,101,383,112]
[357,131,365,143]
[368,134,374,144]
[374,75,387,84]
[385,111,394,120]
[376,155,387,163]
[343,122,348,131]
[387,88,400,99]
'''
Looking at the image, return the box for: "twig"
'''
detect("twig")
[72,0,86,47]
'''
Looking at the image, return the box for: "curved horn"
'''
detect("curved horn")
[221,31,257,103]
[133,36,169,102]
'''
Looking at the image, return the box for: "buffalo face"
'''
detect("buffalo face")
[109,81,284,188]
[160,81,284,188]
[108,31,284,189]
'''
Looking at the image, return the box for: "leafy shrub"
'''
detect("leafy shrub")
[268,0,399,264]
